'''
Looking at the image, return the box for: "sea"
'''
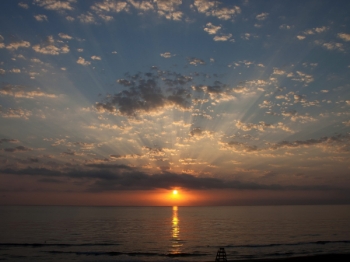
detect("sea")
[1,205,350,262]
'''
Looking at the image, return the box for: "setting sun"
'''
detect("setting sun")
[172,190,178,195]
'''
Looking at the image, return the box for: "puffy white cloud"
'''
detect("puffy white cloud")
[91,55,101,60]
[76,57,91,66]
[0,108,32,120]
[188,57,205,65]
[91,0,129,13]
[58,33,73,39]
[213,33,232,41]
[129,0,154,11]
[160,52,174,58]
[78,12,96,24]
[297,35,306,40]
[156,0,183,20]
[272,68,286,75]
[292,71,314,84]
[320,42,344,51]
[204,22,221,35]
[66,16,75,21]
[9,68,21,73]
[34,14,48,22]
[194,0,241,20]
[236,121,293,133]
[33,0,76,11]
[6,41,31,50]
[32,36,69,55]
[338,33,350,41]
[256,12,269,21]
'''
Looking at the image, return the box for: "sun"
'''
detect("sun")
[172,189,178,195]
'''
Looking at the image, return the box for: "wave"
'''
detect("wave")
[45,251,206,257]
[219,240,350,248]
[0,243,119,247]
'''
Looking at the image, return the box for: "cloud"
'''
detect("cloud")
[222,141,258,153]
[338,33,350,42]
[0,84,57,99]
[0,108,32,119]
[213,33,232,41]
[129,0,154,11]
[0,166,335,192]
[9,69,21,73]
[194,0,241,20]
[222,134,350,154]
[204,22,221,35]
[96,71,192,117]
[91,0,129,13]
[297,35,306,40]
[58,33,73,39]
[33,0,76,11]
[3,146,32,153]
[160,52,174,58]
[66,16,75,21]
[292,71,314,84]
[236,121,293,133]
[343,120,350,126]
[76,57,91,66]
[18,2,29,9]
[78,12,96,24]
[0,138,19,144]
[319,42,344,52]
[91,55,101,60]
[279,24,291,30]
[32,36,70,55]
[34,14,48,22]
[187,57,205,65]
[268,134,350,152]
[6,41,31,50]
[282,111,316,123]
[256,12,269,21]
[272,68,286,75]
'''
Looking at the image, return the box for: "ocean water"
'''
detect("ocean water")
[1,205,350,262]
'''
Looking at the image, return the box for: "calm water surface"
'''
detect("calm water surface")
[1,205,350,261]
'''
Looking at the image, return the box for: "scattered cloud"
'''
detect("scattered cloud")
[187,57,206,65]
[6,41,31,50]
[32,36,69,55]
[33,0,76,11]
[18,2,29,9]
[338,33,350,42]
[279,24,292,30]
[213,33,233,41]
[58,33,73,39]
[34,14,48,22]
[76,57,91,66]
[194,0,241,20]
[91,55,101,60]
[256,12,269,21]
[204,22,221,35]
[160,52,175,58]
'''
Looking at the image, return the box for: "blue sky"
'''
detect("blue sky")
[0,0,350,205]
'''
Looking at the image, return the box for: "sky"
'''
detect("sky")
[0,0,350,206]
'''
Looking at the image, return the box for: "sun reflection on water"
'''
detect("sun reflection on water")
[171,206,182,254]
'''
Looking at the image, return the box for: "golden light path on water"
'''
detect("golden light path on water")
[171,206,181,254]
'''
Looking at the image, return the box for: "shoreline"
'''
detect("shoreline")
[222,253,350,262]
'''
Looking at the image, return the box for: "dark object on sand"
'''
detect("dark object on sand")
[215,247,227,261]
